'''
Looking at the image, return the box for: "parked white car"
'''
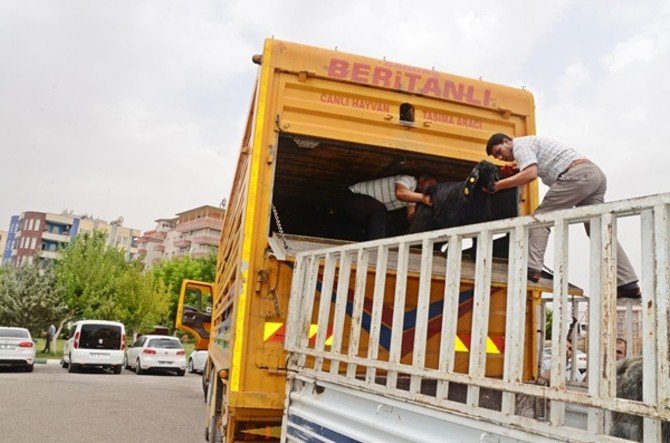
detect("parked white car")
[188,349,208,374]
[62,320,125,374]
[0,327,35,372]
[125,335,186,376]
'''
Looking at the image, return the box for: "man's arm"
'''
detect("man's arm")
[494,164,538,192]
[406,203,416,222]
[395,183,431,205]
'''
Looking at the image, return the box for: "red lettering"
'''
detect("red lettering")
[372,67,392,87]
[320,93,328,103]
[465,85,481,105]
[421,77,441,96]
[443,81,464,101]
[351,63,371,83]
[393,72,402,89]
[405,72,421,92]
[483,89,491,107]
[328,58,349,78]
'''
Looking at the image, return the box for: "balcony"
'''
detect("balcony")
[191,235,219,247]
[38,250,59,260]
[175,217,223,233]
[174,238,192,248]
[42,231,70,243]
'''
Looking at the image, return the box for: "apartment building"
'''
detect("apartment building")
[137,205,225,269]
[0,230,7,262]
[2,211,141,267]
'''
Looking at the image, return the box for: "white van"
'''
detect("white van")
[61,320,125,374]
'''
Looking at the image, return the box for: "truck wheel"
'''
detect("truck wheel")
[25,364,34,373]
[177,369,186,376]
[68,363,77,373]
[188,359,195,373]
[61,359,69,369]
[113,365,122,374]
[136,359,144,375]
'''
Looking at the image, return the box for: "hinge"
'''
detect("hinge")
[297,70,315,82]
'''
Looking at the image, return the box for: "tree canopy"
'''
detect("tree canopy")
[0,263,66,335]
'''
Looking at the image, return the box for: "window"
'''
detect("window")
[28,219,34,231]
[147,338,182,349]
[30,237,36,249]
[34,219,41,231]
[79,324,123,350]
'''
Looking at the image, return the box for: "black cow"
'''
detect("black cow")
[409,161,499,234]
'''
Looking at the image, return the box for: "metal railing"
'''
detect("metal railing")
[285,192,670,441]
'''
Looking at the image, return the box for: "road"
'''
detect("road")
[0,361,206,443]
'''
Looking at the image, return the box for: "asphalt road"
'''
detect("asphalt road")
[0,361,206,443]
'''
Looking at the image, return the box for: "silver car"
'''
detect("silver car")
[0,327,36,372]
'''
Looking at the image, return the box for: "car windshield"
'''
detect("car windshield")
[79,324,122,350]
[0,328,30,338]
[147,338,182,349]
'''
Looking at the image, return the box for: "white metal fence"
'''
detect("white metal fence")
[285,192,670,442]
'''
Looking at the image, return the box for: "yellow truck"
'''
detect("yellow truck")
[199,39,669,442]
[201,38,540,441]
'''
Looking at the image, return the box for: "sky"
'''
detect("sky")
[1,0,669,285]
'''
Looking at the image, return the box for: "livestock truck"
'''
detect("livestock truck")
[197,39,669,442]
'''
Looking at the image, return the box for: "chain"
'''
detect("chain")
[271,204,291,252]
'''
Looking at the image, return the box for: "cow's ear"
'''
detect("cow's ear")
[464,167,480,196]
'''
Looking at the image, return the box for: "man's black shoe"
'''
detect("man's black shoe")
[617,282,641,299]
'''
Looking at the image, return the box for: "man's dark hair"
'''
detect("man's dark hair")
[486,133,512,156]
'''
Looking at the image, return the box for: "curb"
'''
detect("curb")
[35,359,60,365]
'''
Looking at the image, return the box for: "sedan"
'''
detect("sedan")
[187,349,208,374]
[125,335,186,376]
[0,327,36,372]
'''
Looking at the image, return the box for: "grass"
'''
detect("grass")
[34,338,198,361]
[34,338,66,360]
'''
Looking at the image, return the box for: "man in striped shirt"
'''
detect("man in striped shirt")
[346,174,435,240]
[486,133,641,299]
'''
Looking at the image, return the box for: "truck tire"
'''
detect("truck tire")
[136,359,144,375]
[113,365,122,374]
[205,369,223,442]
[61,359,69,369]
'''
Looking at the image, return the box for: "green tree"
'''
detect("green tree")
[545,308,553,340]
[0,263,66,335]
[150,253,216,326]
[116,266,171,337]
[55,231,129,325]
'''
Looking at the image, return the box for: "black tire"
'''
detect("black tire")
[25,364,34,373]
[136,359,144,375]
[68,362,77,373]
[188,359,195,373]
[113,365,122,374]
[177,369,186,376]
[124,355,131,370]
[61,359,69,369]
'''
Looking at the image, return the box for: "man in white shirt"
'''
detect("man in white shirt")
[486,133,640,298]
[346,174,435,239]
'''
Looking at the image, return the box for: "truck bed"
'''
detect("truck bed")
[270,233,583,296]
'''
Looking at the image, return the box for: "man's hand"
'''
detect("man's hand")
[421,194,432,206]
[499,162,519,179]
